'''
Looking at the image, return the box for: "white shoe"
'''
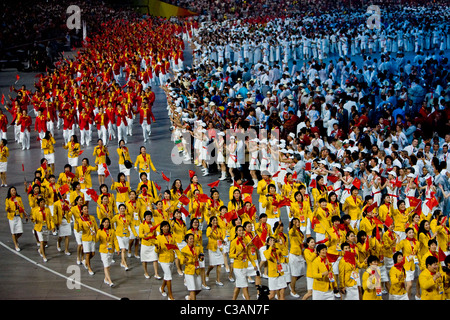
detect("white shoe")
[65,251,71,256]
[43,258,48,262]
[202,284,210,290]
[202,171,209,176]
[415,295,421,300]
[144,274,150,279]
[185,295,190,300]
[159,287,167,297]
[290,291,300,298]
[216,281,224,286]
[88,270,95,276]
[228,277,235,283]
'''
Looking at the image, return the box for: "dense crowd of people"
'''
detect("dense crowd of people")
[1,1,450,301]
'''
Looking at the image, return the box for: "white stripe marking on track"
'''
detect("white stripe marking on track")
[0,241,121,300]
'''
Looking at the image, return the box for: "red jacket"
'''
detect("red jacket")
[94,112,109,130]
[35,115,47,133]
[137,105,155,125]
[78,112,91,130]
[115,109,128,127]
[20,115,32,132]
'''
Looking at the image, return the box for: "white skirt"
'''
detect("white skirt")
[185,273,202,291]
[208,248,224,266]
[389,293,409,300]
[36,226,50,242]
[119,164,131,176]
[0,161,8,172]
[44,153,55,165]
[159,262,173,281]
[9,216,23,234]
[227,157,238,168]
[58,218,72,237]
[101,252,113,268]
[268,275,287,291]
[312,289,335,300]
[217,152,225,164]
[141,244,158,262]
[342,285,359,300]
[117,236,129,250]
[234,268,249,288]
[82,241,96,253]
[68,157,78,168]
[289,253,306,277]
[74,230,83,245]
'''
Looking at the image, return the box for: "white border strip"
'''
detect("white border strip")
[0,241,121,300]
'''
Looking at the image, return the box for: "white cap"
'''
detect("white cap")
[388,171,397,177]
[343,167,353,172]
[218,132,225,136]
[407,173,416,178]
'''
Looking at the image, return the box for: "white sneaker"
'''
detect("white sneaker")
[159,287,167,297]
[216,281,224,286]
[202,284,210,290]
[291,291,300,298]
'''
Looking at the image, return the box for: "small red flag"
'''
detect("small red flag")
[116,186,129,193]
[1,94,4,105]
[309,179,316,188]
[59,184,70,195]
[304,162,312,171]
[352,177,361,189]
[22,164,24,172]
[292,171,298,180]
[384,214,394,228]
[189,170,196,178]
[251,234,264,249]
[154,182,161,191]
[180,206,189,217]
[161,171,170,182]
[198,194,210,203]
[86,189,99,202]
[16,74,20,82]
[327,174,339,184]
[241,185,254,194]
[207,180,220,188]
[178,194,190,206]
[272,170,280,178]
[426,196,439,210]
[224,210,238,223]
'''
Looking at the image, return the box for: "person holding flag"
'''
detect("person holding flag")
[77,203,98,275]
[75,158,98,206]
[389,251,409,300]
[362,255,383,300]
[96,217,119,287]
[31,198,54,262]
[134,146,157,178]
[155,220,180,300]
[180,233,203,300]
[0,139,9,187]
[310,243,337,300]
[288,217,305,298]
[338,242,360,300]
[342,185,364,229]
[230,225,258,300]
[139,211,161,280]
[5,186,27,251]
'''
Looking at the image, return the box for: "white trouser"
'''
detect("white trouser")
[142,122,151,141]
[117,123,127,144]
[20,130,30,149]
